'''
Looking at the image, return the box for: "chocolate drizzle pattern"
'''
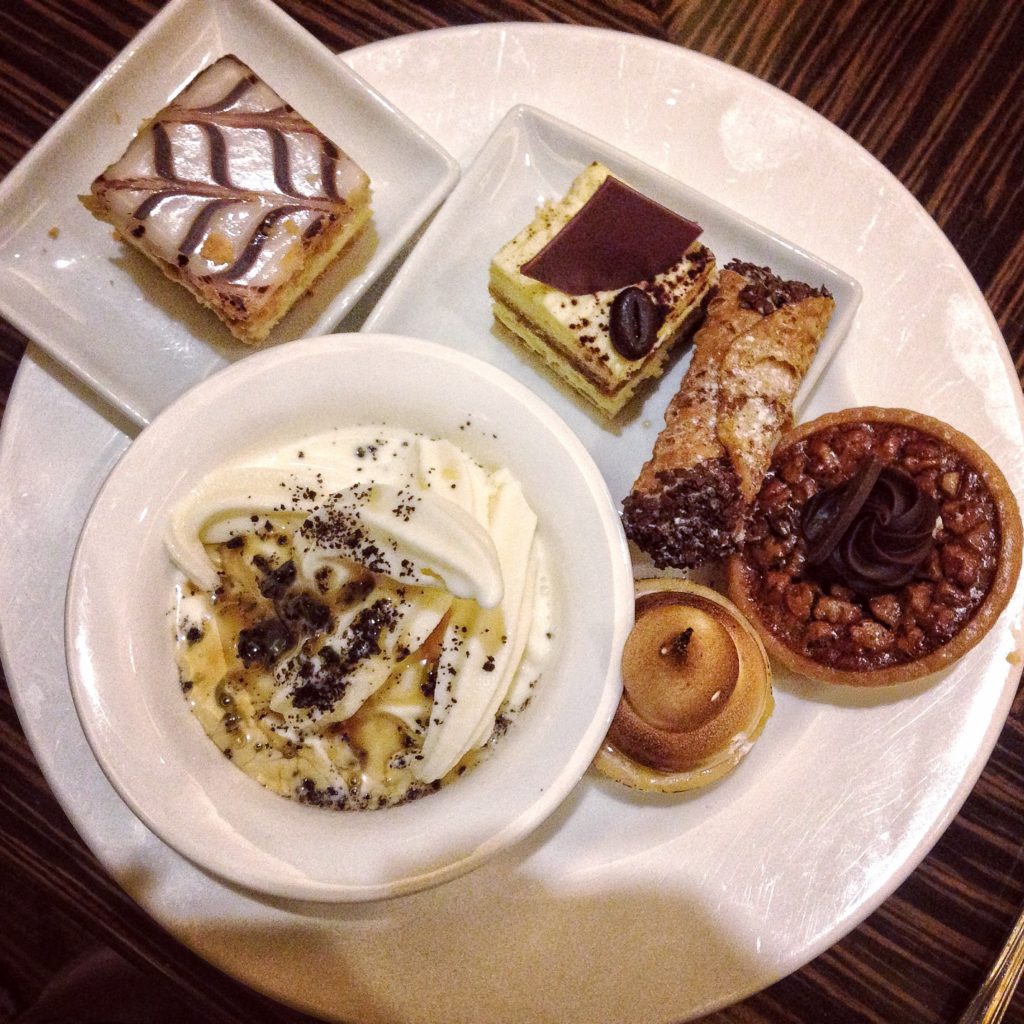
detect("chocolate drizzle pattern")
[270,130,299,198]
[152,122,176,181]
[321,139,341,202]
[133,187,189,221]
[194,72,257,113]
[207,204,306,280]
[93,55,360,284]
[178,198,235,258]
[201,122,231,186]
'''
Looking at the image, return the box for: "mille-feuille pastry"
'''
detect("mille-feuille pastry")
[82,55,371,344]
[621,260,835,569]
[594,579,773,792]
[727,407,1023,686]
[489,162,717,417]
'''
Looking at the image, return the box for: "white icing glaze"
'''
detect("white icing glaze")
[92,54,370,294]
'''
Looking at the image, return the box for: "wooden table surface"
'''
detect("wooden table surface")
[1,1,1022,1022]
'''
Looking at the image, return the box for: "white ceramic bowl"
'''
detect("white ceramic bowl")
[65,334,633,902]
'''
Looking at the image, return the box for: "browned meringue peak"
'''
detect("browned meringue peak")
[594,579,772,793]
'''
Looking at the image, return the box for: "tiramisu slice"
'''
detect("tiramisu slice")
[82,55,371,344]
[489,162,717,417]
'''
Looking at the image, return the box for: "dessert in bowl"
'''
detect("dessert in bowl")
[65,334,633,901]
[169,422,551,811]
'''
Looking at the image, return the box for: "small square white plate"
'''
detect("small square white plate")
[364,104,862,503]
[0,0,459,426]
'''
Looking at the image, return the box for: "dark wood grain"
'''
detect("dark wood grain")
[1,2,1022,1022]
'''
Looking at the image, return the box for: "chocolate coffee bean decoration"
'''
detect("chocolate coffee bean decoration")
[610,286,663,359]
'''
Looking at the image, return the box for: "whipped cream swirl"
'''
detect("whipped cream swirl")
[802,458,940,595]
[166,426,551,809]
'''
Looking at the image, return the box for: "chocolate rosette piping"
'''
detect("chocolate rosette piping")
[803,458,940,596]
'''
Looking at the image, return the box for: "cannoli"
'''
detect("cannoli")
[621,260,835,569]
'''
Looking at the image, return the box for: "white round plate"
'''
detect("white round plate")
[2,24,1023,1024]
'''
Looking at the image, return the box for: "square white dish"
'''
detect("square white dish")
[0,0,459,426]
[364,104,861,503]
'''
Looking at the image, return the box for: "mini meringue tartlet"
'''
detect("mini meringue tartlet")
[595,579,773,792]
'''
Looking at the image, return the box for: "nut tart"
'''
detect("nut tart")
[726,407,1023,686]
[594,579,773,793]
